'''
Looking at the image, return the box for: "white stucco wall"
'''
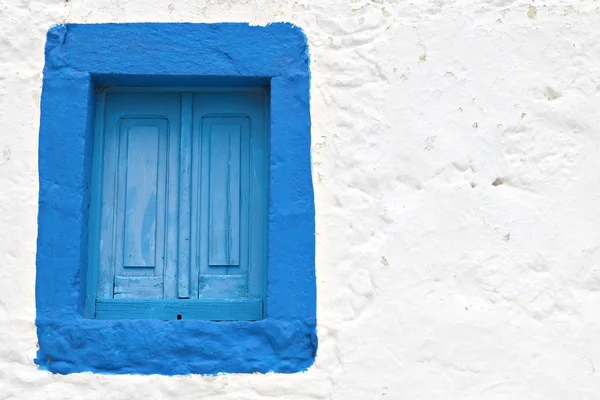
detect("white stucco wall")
[2,0,600,398]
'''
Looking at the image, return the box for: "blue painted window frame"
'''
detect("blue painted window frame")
[35,23,316,375]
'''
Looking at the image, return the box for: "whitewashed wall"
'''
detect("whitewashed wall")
[2,0,600,398]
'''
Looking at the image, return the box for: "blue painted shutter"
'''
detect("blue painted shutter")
[192,92,268,302]
[94,90,267,319]
[98,94,181,300]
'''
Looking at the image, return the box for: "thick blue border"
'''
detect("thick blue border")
[35,23,316,375]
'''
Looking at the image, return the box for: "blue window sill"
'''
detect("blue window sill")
[35,23,316,375]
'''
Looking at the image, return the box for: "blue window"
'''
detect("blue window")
[91,90,268,320]
[35,23,316,375]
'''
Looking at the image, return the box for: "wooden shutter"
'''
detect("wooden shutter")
[192,92,268,303]
[97,94,181,300]
[93,90,267,320]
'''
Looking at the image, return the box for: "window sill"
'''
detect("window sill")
[95,299,263,320]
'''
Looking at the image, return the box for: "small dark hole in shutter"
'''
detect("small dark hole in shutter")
[177,314,182,320]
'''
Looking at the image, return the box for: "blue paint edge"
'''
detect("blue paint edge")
[35,23,316,375]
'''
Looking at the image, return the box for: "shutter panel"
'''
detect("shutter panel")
[98,94,181,300]
[114,118,166,298]
[208,122,242,267]
[198,117,249,299]
[194,92,267,303]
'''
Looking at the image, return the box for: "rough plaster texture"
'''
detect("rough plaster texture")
[1,0,600,398]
